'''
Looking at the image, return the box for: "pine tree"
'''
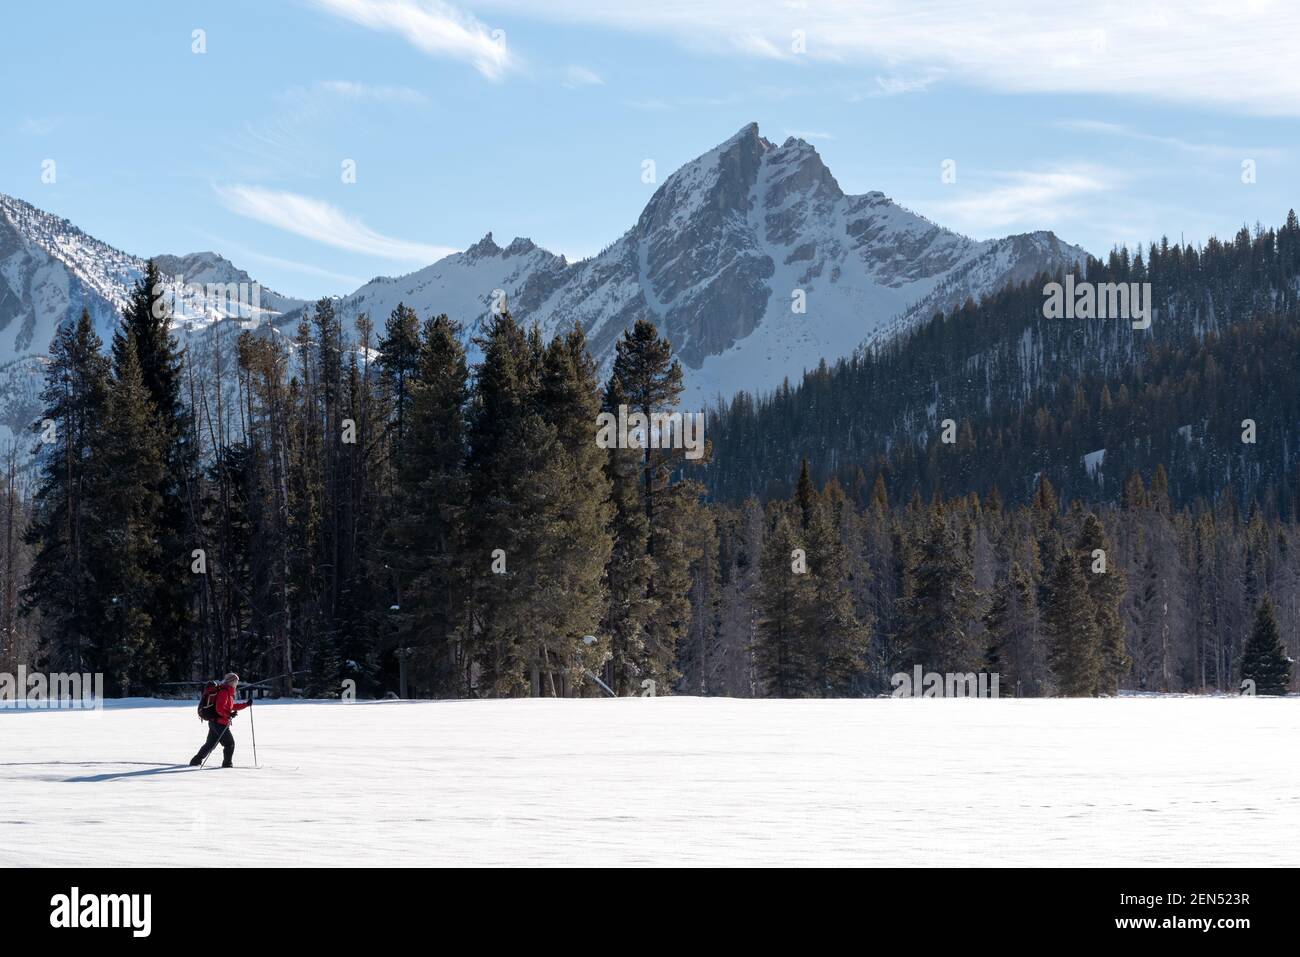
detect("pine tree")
[1043,541,1101,695]
[1031,475,1061,607]
[756,506,814,696]
[795,458,815,530]
[1240,596,1292,695]
[200,440,256,677]
[464,311,544,694]
[21,311,111,673]
[1121,471,1147,510]
[114,261,197,681]
[1076,513,1130,694]
[984,561,1042,696]
[244,331,296,691]
[607,319,694,690]
[0,452,34,677]
[677,499,722,695]
[805,487,869,695]
[287,316,325,693]
[333,322,387,695]
[92,333,168,693]
[112,260,198,680]
[896,502,982,674]
[1129,544,1167,691]
[393,314,469,695]
[600,373,657,694]
[310,297,349,691]
[531,324,614,695]
[378,302,422,462]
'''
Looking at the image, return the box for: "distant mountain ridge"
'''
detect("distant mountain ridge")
[325,123,1089,406]
[0,121,1089,446]
[704,212,1300,511]
[0,192,303,445]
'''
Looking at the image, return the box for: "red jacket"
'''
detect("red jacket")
[212,685,250,726]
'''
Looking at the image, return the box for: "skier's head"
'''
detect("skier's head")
[222,672,240,687]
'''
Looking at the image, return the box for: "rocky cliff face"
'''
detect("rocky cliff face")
[329,122,1088,406]
[0,122,1090,442]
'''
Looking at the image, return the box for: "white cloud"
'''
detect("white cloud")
[1052,120,1285,161]
[860,74,941,99]
[318,80,430,104]
[196,234,369,292]
[561,65,603,88]
[784,129,833,141]
[216,185,456,263]
[310,0,512,80]
[624,90,745,112]
[927,166,1114,231]
[19,117,59,136]
[473,0,1300,115]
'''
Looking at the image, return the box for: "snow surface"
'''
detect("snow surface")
[2,696,1295,867]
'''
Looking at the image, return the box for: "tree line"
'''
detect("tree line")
[720,467,1292,697]
[14,248,1295,697]
[20,264,708,698]
[706,212,1300,514]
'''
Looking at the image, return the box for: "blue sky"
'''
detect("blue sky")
[3,0,1298,299]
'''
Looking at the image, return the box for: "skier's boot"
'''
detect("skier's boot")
[189,755,202,766]
[221,760,234,768]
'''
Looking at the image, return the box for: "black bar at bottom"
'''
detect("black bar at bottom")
[0,866,1280,944]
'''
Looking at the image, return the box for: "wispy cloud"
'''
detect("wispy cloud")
[624,90,745,112]
[318,80,429,104]
[195,233,368,292]
[226,80,431,180]
[475,0,1300,115]
[216,185,456,263]
[846,74,942,101]
[784,129,833,141]
[309,0,512,80]
[1052,120,1285,161]
[561,65,603,89]
[18,117,59,136]
[928,166,1114,230]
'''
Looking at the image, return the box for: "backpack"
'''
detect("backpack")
[198,681,220,722]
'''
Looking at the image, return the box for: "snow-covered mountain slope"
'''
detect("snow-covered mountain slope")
[0,193,303,447]
[329,123,1089,407]
[1,122,1087,435]
[0,194,140,347]
[319,233,573,351]
[152,250,305,322]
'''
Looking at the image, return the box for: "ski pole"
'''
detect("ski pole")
[199,721,234,769]
[247,693,258,768]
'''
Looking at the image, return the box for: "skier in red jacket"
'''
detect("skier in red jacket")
[190,673,251,767]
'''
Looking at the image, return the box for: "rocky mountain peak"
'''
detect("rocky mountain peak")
[0,125,1091,434]
[465,232,501,258]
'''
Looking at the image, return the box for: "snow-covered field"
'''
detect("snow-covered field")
[2,696,1295,867]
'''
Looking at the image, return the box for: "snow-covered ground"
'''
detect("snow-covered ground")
[1,696,1295,867]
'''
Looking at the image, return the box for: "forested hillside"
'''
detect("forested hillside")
[706,213,1300,512]
[9,218,1300,699]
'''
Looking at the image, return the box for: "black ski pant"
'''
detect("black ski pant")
[195,720,235,764]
